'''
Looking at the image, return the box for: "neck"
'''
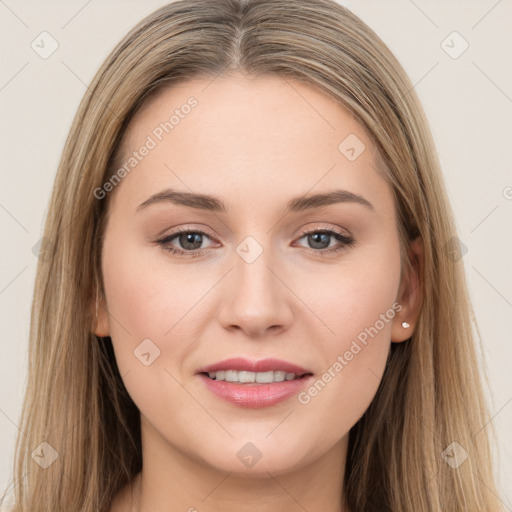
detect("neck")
[130,420,349,512]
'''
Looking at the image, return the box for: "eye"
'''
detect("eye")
[155,226,355,257]
[295,227,355,254]
[156,228,217,257]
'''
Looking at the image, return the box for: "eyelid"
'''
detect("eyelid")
[155,225,219,248]
[296,223,352,239]
[157,224,217,239]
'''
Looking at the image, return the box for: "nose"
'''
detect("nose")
[216,244,294,338]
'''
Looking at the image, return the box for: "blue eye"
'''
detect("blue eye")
[296,228,355,253]
[156,227,354,257]
[156,228,215,257]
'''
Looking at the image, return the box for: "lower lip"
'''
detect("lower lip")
[198,374,313,408]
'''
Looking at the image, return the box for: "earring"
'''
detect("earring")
[401,321,410,328]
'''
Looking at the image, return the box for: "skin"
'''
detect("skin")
[94,73,422,512]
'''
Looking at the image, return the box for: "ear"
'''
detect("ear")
[391,236,423,343]
[91,292,111,337]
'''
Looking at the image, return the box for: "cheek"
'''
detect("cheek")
[100,227,195,376]
[295,243,402,426]
[101,228,209,339]
[100,234,210,426]
[297,243,401,346]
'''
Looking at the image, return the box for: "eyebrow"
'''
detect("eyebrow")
[136,187,374,213]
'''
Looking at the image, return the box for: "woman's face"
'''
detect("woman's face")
[96,73,414,476]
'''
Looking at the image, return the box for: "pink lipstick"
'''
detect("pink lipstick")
[196,357,314,408]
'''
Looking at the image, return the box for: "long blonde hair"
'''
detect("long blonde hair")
[1,0,502,510]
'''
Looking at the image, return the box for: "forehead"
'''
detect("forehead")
[110,73,392,216]
[121,73,370,159]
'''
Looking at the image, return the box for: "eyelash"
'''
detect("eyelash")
[155,226,355,258]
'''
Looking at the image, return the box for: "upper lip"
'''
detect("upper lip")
[197,357,312,375]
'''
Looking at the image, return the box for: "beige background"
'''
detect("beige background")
[0,0,511,507]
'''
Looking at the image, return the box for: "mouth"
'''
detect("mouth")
[196,357,314,408]
[200,369,311,384]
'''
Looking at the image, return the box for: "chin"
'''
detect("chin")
[194,439,312,477]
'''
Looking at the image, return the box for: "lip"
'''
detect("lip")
[196,357,314,409]
[197,357,311,375]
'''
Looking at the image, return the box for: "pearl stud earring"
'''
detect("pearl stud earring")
[401,321,410,328]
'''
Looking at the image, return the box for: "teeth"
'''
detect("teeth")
[274,371,286,382]
[238,371,256,383]
[255,371,273,383]
[225,370,238,382]
[206,370,299,383]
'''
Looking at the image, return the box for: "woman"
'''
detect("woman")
[0,0,503,510]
